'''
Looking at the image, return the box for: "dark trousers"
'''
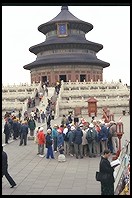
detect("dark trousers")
[53,137,57,151]
[101,183,114,195]
[46,146,54,158]
[3,169,16,186]
[20,133,27,145]
[5,134,9,143]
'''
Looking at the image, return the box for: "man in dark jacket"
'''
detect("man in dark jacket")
[73,125,83,159]
[19,121,29,146]
[99,149,115,195]
[3,120,10,144]
[2,146,16,188]
[86,123,97,157]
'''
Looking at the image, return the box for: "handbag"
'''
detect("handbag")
[96,171,110,183]
[96,171,102,181]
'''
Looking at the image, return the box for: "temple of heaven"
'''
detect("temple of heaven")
[23,6,110,86]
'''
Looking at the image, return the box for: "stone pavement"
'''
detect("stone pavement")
[2,114,130,195]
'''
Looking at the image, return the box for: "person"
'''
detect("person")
[34,126,40,155]
[109,120,118,155]
[52,124,58,152]
[2,146,17,188]
[98,121,109,154]
[99,149,115,195]
[19,120,28,146]
[18,110,22,121]
[45,129,54,159]
[46,113,52,129]
[63,125,70,155]
[68,125,76,156]
[57,128,64,154]
[28,116,36,137]
[72,124,83,159]
[37,127,46,157]
[86,123,97,158]
[3,118,10,144]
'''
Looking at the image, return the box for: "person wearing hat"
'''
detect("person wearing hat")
[68,125,76,156]
[86,123,98,157]
[45,129,54,159]
[98,121,109,154]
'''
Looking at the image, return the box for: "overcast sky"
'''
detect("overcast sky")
[2,5,130,86]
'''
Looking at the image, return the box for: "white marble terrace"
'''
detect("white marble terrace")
[55,80,130,117]
[2,82,41,117]
[2,80,130,118]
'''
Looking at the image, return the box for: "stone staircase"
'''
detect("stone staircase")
[2,83,41,117]
[2,81,130,119]
[31,87,56,113]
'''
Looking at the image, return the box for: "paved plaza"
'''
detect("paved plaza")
[2,114,130,195]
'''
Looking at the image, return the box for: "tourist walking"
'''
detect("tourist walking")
[2,146,17,188]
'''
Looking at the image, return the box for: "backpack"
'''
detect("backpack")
[63,132,69,142]
[86,129,94,143]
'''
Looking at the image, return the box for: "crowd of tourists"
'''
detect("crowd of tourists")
[3,109,119,159]
[41,113,119,159]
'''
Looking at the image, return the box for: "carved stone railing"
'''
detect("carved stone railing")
[56,80,130,116]
[2,82,41,114]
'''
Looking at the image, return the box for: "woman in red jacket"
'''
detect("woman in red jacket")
[37,127,46,157]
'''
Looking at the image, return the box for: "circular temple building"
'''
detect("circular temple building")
[23,6,110,86]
